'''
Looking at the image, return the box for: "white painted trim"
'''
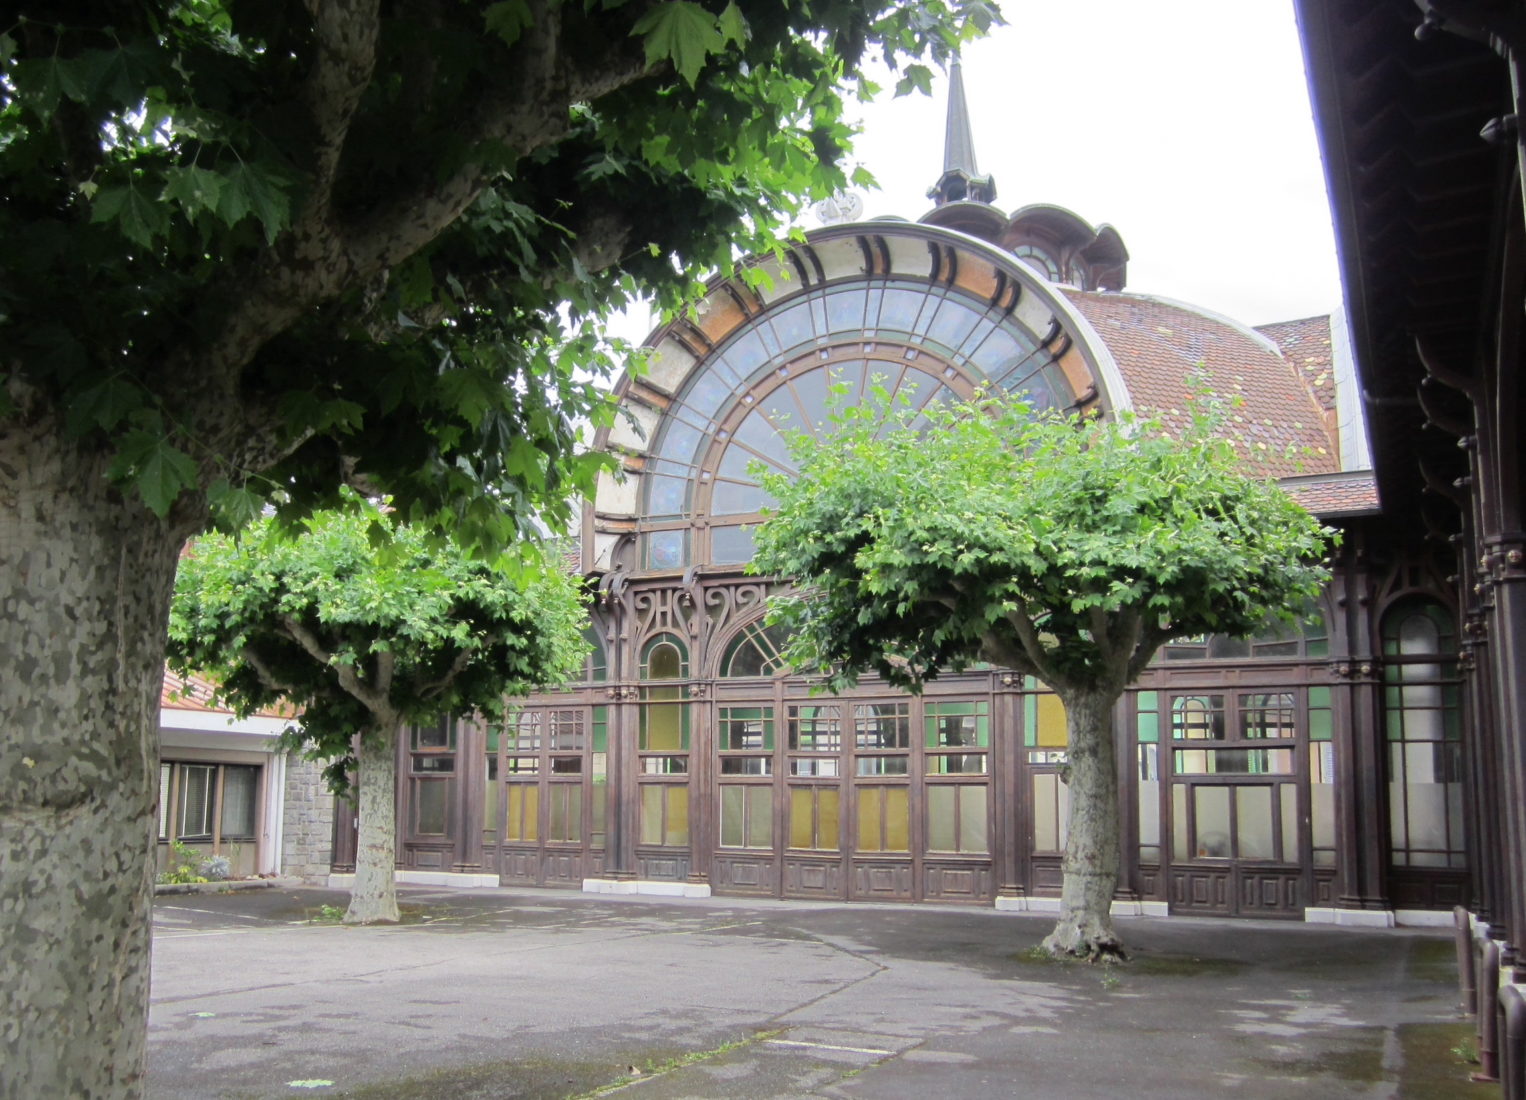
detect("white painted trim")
[992,897,1167,917]
[264,753,285,877]
[1328,304,1374,471]
[1304,906,1396,928]
[1394,909,1457,928]
[326,871,501,890]
[159,707,291,737]
[581,878,713,898]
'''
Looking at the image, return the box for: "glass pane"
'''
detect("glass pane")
[1280,783,1298,862]
[786,757,830,777]
[483,757,499,837]
[1138,746,1160,847]
[747,786,773,849]
[642,703,687,751]
[220,766,258,837]
[884,788,910,852]
[415,781,447,836]
[1033,773,1059,852]
[926,702,989,748]
[1173,748,1294,775]
[664,787,690,847]
[413,755,454,773]
[789,706,841,751]
[854,703,909,749]
[1172,784,1188,861]
[506,755,539,775]
[1235,786,1274,859]
[857,787,882,851]
[819,788,840,851]
[179,765,213,837]
[1310,743,1335,853]
[720,786,744,847]
[1193,787,1232,858]
[412,718,452,750]
[642,756,689,775]
[712,525,757,562]
[551,757,581,775]
[645,529,687,570]
[1031,691,1068,747]
[928,753,987,775]
[640,785,663,845]
[927,786,956,851]
[959,786,988,853]
[856,756,909,776]
[1172,696,1225,739]
[720,757,772,776]
[719,707,774,750]
[789,788,814,849]
[158,764,170,840]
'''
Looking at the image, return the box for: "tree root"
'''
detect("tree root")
[1041,925,1130,963]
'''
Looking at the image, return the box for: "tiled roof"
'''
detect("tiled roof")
[1279,471,1381,518]
[1064,291,1340,479]
[1256,315,1337,413]
[161,669,295,719]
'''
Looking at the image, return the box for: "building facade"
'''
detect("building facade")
[327,64,1472,928]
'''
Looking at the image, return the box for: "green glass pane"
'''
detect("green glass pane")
[592,706,608,752]
[1308,686,1331,709]
[1023,694,1036,747]
[1137,712,1159,743]
[1136,691,1157,711]
[1309,709,1332,741]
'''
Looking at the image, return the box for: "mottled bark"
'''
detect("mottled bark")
[1042,688,1127,961]
[346,719,402,924]
[0,414,197,1098]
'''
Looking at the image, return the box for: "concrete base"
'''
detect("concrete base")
[1304,906,1397,928]
[993,896,1168,918]
[1394,909,1457,928]
[582,878,712,898]
[326,871,501,890]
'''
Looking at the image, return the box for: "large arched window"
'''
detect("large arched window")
[637,268,1087,571]
[1381,599,1464,869]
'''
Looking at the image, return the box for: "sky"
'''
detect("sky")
[610,1,1340,342]
[841,0,1341,328]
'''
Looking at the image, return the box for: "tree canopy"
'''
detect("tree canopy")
[168,498,589,921]
[751,390,1332,957]
[2,0,996,545]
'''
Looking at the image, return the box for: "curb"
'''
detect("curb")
[154,877,294,897]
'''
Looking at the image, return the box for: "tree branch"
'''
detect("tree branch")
[278,614,388,711]
[1002,607,1067,690]
[302,0,382,206]
[241,647,303,698]
[417,648,474,702]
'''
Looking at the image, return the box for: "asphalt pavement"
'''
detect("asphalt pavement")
[148,884,1492,1099]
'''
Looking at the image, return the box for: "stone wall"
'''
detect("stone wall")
[281,755,336,880]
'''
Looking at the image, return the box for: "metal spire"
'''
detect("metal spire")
[928,59,996,206]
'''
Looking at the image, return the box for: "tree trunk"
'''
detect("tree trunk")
[346,719,402,924]
[1042,687,1127,961]
[0,419,195,1098]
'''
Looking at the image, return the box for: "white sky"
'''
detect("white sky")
[611,0,1339,342]
[842,0,1340,328]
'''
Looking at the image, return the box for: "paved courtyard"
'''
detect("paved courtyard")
[149,885,1492,1099]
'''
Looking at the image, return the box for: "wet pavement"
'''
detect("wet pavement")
[148,885,1493,1098]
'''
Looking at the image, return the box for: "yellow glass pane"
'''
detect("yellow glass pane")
[483,777,498,837]
[1036,692,1068,747]
[857,787,882,851]
[927,786,956,851]
[721,786,745,847]
[643,703,684,750]
[665,786,690,847]
[789,788,814,849]
[884,787,910,852]
[818,789,840,850]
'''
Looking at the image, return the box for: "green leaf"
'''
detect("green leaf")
[208,479,266,531]
[91,184,170,248]
[631,1,725,87]
[217,161,291,243]
[162,166,227,219]
[717,1,749,48]
[110,431,199,516]
[67,377,145,435]
[484,0,533,46]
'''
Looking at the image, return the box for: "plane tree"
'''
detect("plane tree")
[168,499,588,925]
[0,1,996,1093]
[751,393,1331,960]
